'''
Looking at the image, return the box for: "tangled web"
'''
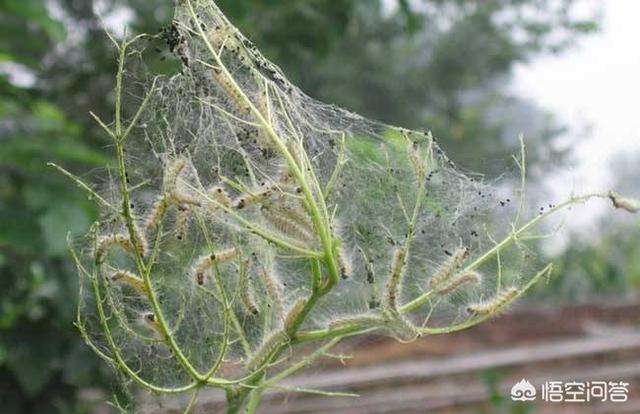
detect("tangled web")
[76,0,550,397]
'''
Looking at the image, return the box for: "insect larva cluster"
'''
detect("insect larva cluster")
[429,247,469,289]
[232,183,273,209]
[260,204,315,244]
[95,233,138,263]
[144,157,200,238]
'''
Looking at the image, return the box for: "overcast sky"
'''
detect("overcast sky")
[512,0,640,242]
[514,0,640,195]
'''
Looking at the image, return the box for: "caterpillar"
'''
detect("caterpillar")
[246,330,288,370]
[238,258,258,315]
[207,25,240,54]
[232,183,273,209]
[385,246,407,311]
[131,220,149,258]
[162,157,201,207]
[206,185,231,210]
[145,196,167,230]
[284,298,307,330]
[337,246,352,280]
[142,312,164,338]
[163,157,186,194]
[110,270,147,296]
[170,191,202,208]
[429,247,469,289]
[435,270,482,295]
[260,205,315,243]
[174,205,190,240]
[328,314,384,330]
[357,246,375,284]
[260,263,284,322]
[277,169,296,189]
[95,233,137,263]
[466,287,519,316]
[388,313,419,343]
[407,140,426,180]
[193,247,240,285]
[272,201,313,234]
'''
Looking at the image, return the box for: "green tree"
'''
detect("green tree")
[0,4,109,413]
[0,1,599,412]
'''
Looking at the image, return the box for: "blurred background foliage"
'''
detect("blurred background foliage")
[0,0,637,413]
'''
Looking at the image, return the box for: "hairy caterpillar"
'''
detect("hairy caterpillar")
[357,246,375,284]
[161,157,201,207]
[206,185,231,210]
[328,314,384,330]
[246,330,288,370]
[435,270,482,295]
[466,287,519,316]
[260,204,315,243]
[145,196,167,230]
[110,270,147,296]
[174,205,190,240]
[232,184,273,209]
[131,221,149,258]
[407,140,426,180]
[207,25,240,54]
[429,247,469,289]
[388,313,419,343]
[163,157,187,194]
[337,246,352,280]
[238,258,258,315]
[95,233,138,263]
[170,191,202,208]
[199,32,249,112]
[385,246,407,311]
[259,263,284,323]
[284,298,307,329]
[142,312,164,338]
[193,247,240,285]
[272,200,313,234]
